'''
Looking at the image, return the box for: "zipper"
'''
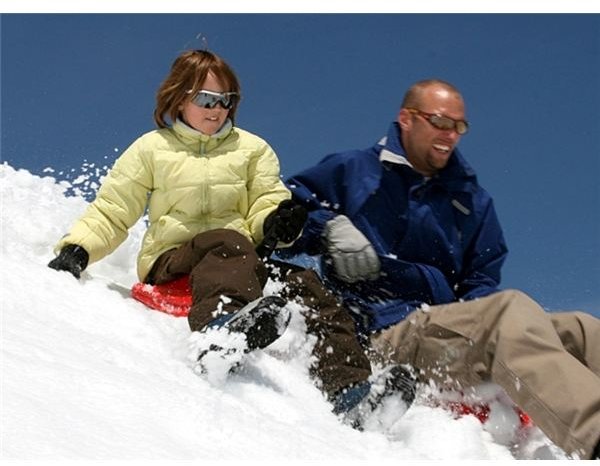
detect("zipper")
[199,156,209,217]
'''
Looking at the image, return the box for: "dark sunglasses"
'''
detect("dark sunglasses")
[190,90,239,110]
[406,108,469,135]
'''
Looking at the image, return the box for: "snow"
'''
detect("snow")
[0,163,571,461]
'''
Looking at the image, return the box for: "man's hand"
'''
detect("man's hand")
[324,215,380,283]
[263,199,308,244]
[48,244,89,279]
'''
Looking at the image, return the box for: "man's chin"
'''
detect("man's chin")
[428,155,450,172]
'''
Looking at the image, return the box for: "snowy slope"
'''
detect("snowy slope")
[0,163,569,460]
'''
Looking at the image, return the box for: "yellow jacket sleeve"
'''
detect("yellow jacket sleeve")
[55,138,152,265]
[245,141,291,245]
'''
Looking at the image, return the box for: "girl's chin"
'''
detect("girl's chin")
[197,121,223,135]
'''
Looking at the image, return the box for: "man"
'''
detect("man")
[281,79,600,459]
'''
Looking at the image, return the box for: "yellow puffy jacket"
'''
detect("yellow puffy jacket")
[55,119,291,281]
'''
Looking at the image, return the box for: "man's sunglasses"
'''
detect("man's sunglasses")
[406,108,469,135]
[190,90,239,110]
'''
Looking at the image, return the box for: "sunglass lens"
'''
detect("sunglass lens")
[430,115,453,131]
[193,92,215,108]
[431,114,468,135]
[193,92,236,109]
[221,96,234,109]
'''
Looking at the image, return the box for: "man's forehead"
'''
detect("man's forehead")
[424,85,461,101]
[421,86,465,112]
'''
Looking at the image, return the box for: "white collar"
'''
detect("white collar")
[377,137,414,168]
[379,148,413,167]
[174,118,233,140]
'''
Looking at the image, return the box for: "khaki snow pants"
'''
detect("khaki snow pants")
[147,229,371,397]
[371,289,600,459]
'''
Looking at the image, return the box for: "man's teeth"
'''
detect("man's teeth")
[433,144,450,153]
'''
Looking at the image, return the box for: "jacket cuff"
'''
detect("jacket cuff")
[285,209,336,255]
[418,264,456,303]
[307,209,337,238]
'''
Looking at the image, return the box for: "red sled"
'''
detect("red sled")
[131,276,191,317]
[443,400,532,429]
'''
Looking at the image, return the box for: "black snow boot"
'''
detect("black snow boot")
[333,364,417,430]
[223,295,290,350]
[196,295,291,372]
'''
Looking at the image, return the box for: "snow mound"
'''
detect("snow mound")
[0,163,567,460]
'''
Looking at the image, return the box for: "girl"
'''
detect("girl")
[48,49,305,348]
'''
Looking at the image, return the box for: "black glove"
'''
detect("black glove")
[263,199,308,244]
[48,244,89,279]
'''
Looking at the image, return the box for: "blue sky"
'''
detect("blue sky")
[2,13,599,316]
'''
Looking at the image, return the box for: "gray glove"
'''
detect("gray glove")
[324,215,380,283]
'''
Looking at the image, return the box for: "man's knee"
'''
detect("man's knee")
[475,289,562,350]
[488,289,543,318]
[496,288,535,304]
[569,311,600,329]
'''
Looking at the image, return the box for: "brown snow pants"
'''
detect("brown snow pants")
[370,289,600,459]
[147,229,371,397]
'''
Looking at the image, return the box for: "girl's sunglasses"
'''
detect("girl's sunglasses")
[190,90,239,110]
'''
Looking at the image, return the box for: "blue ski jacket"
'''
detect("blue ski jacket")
[281,122,508,332]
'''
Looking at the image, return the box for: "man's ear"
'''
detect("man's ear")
[397,108,411,131]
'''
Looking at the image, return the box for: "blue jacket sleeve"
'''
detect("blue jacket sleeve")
[287,149,384,254]
[378,256,456,304]
[285,153,354,254]
[456,197,508,300]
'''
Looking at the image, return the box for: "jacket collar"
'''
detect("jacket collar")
[378,122,478,189]
[172,118,233,151]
